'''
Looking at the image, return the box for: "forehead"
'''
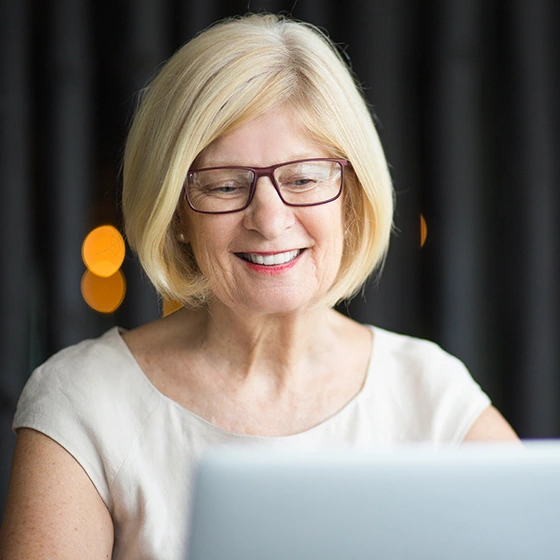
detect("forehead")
[195,105,330,169]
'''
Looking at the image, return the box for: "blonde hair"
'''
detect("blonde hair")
[123,13,394,308]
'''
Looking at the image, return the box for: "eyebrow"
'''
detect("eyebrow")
[193,153,331,169]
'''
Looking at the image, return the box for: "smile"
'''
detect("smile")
[237,249,303,266]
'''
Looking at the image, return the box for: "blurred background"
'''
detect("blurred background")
[1,0,559,518]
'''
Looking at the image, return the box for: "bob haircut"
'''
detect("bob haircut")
[123,13,394,308]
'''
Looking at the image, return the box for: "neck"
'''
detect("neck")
[193,298,341,387]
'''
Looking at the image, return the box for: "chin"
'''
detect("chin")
[231,288,326,316]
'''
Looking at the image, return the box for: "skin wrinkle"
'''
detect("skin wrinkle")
[179,105,345,323]
[119,104,373,438]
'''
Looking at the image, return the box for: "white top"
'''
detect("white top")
[13,326,490,560]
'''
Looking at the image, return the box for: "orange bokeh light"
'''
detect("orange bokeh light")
[82,225,125,278]
[420,214,428,248]
[162,299,183,317]
[81,269,126,314]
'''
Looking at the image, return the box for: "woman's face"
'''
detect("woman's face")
[180,105,345,315]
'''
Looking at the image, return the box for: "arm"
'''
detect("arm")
[463,405,520,442]
[0,428,114,559]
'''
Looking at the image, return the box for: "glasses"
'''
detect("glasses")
[184,158,348,214]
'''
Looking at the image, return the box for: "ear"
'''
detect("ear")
[176,230,189,244]
[174,202,191,244]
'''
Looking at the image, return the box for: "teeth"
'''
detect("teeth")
[242,249,301,265]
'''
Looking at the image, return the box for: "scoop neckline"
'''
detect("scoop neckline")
[109,324,379,441]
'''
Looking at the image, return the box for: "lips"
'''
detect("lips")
[237,249,303,266]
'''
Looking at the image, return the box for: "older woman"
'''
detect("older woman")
[0,13,518,560]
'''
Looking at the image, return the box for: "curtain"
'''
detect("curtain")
[1,0,559,514]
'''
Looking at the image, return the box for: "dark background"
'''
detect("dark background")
[1,0,559,519]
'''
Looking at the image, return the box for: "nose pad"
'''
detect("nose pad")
[250,175,283,205]
[243,177,294,238]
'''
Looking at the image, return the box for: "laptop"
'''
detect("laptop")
[187,442,560,560]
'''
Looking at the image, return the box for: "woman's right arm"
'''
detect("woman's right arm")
[0,428,114,559]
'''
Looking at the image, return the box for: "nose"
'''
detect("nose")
[242,176,295,239]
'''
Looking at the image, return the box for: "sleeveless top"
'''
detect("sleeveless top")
[13,326,490,560]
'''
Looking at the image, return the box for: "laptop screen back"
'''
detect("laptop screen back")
[187,443,560,560]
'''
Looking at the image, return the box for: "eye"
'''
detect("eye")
[281,175,318,190]
[292,177,316,186]
[199,180,250,198]
[203,182,249,197]
[206,184,238,193]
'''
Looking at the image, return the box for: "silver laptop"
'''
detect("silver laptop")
[187,443,560,560]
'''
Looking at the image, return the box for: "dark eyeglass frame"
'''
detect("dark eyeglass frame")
[184,157,349,215]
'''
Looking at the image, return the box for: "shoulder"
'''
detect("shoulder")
[15,326,161,428]
[37,326,133,376]
[16,327,146,414]
[370,326,468,379]
[13,327,161,508]
[366,326,491,442]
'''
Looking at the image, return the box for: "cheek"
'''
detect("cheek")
[185,216,237,271]
[327,209,345,271]
[307,207,345,271]
[322,203,345,247]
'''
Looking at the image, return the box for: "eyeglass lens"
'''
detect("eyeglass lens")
[186,159,343,213]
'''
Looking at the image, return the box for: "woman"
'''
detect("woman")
[0,13,518,560]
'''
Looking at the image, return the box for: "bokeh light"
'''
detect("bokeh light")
[82,225,126,277]
[163,299,183,317]
[81,269,126,314]
[420,214,428,248]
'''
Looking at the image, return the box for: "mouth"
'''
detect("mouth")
[236,249,303,266]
